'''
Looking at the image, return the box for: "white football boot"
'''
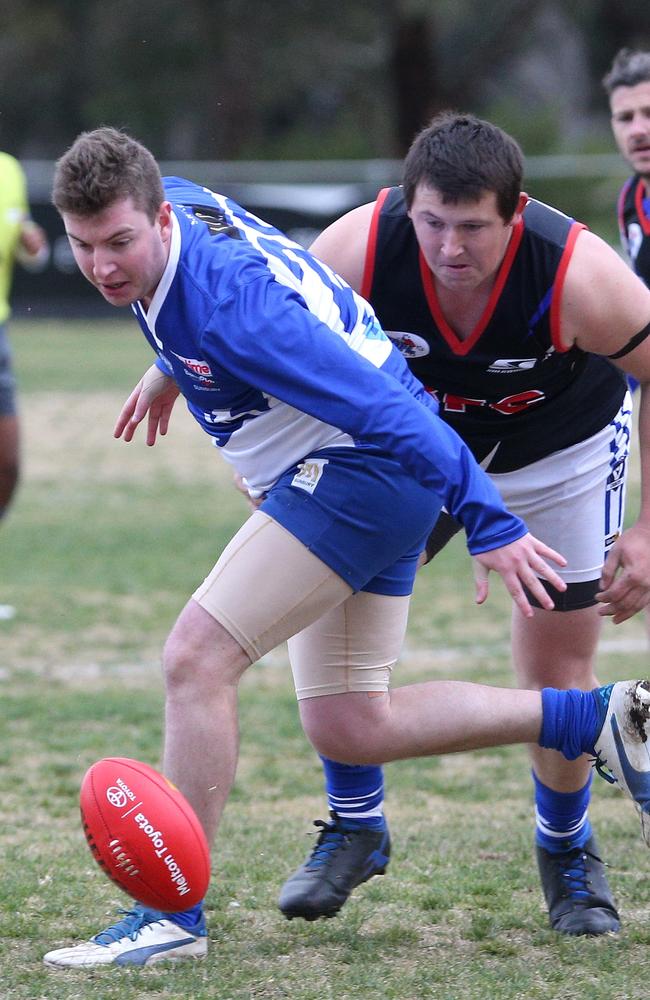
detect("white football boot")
[43,906,207,968]
[592,680,650,844]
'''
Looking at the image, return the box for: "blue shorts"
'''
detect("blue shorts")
[261,447,444,596]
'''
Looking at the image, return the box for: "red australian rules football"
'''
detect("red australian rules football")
[80,757,210,911]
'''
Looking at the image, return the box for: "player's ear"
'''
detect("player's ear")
[157,201,173,240]
[505,192,528,229]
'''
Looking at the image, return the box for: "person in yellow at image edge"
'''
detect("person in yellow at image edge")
[0,150,49,615]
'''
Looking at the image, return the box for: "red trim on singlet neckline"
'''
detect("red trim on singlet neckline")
[361,187,391,301]
[634,177,650,235]
[549,221,586,354]
[417,216,525,357]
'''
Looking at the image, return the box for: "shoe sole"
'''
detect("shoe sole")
[43,948,207,969]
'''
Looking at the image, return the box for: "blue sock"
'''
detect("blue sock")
[163,902,204,929]
[538,687,601,761]
[320,756,386,829]
[533,770,593,853]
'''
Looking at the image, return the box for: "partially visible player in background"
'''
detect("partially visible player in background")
[605,48,650,293]
[605,49,650,400]
[604,48,650,634]
[0,152,50,517]
[0,150,49,617]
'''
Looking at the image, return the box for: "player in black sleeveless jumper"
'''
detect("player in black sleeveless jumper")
[605,48,650,292]
[605,48,650,637]
[279,112,650,936]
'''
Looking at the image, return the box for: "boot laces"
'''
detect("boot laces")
[304,815,354,870]
[555,845,604,901]
[93,907,164,945]
[590,751,617,785]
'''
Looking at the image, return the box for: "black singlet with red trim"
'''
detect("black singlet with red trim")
[362,187,626,473]
[618,174,650,286]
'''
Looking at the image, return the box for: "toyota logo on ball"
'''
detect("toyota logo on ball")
[106,786,129,808]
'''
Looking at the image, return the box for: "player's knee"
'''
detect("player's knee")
[162,630,222,695]
[300,695,385,764]
[306,723,370,763]
[163,633,199,692]
[163,613,249,694]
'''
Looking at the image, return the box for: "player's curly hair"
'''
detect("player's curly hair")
[603,48,650,96]
[402,111,524,221]
[52,127,164,221]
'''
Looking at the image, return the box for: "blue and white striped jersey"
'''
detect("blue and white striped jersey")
[130,177,525,554]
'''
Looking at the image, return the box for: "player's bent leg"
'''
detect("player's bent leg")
[299,683,539,767]
[511,603,620,934]
[45,512,355,968]
[298,678,650,799]
[299,677,650,934]
[161,599,252,846]
[279,592,405,920]
[164,511,353,847]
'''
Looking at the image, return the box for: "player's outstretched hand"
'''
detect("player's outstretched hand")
[114,365,180,446]
[596,522,650,624]
[473,533,567,618]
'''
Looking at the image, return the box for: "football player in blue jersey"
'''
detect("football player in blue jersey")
[43,126,650,967]
[271,112,650,938]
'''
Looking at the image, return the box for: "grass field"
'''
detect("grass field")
[2,319,650,1000]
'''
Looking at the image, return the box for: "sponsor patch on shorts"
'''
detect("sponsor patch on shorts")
[291,458,329,494]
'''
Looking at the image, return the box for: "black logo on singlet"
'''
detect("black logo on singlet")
[191,206,242,240]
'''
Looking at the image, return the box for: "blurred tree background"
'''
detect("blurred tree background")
[0,0,650,160]
[2,0,649,161]
[3,0,650,314]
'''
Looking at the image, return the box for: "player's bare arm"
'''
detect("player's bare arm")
[558,230,650,361]
[309,202,374,291]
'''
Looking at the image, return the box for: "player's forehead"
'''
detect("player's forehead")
[610,81,650,117]
[64,196,152,240]
[410,184,500,221]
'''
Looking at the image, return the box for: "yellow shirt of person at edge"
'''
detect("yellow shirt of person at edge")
[0,151,30,324]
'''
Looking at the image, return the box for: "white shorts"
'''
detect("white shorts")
[489,394,632,584]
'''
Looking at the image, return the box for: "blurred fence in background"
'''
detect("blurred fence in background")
[13,154,629,319]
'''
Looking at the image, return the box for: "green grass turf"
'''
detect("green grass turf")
[1,319,649,999]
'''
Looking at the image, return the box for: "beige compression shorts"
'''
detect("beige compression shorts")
[192,510,410,699]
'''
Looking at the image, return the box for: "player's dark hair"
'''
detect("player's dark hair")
[52,127,164,221]
[402,111,524,220]
[603,48,650,96]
